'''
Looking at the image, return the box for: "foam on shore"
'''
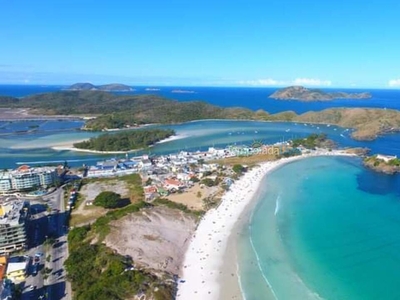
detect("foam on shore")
[176,150,356,300]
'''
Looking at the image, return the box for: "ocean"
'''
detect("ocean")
[238,156,400,299]
[2,85,400,114]
[1,85,400,299]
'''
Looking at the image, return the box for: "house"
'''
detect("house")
[5,259,28,282]
[163,179,184,192]
[376,154,397,163]
[139,159,152,170]
[144,186,157,194]
[176,173,191,181]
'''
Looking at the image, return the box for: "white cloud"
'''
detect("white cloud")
[388,79,400,87]
[237,77,334,87]
[237,78,287,86]
[292,78,332,86]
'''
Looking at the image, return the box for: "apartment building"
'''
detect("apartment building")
[0,165,57,193]
[0,200,28,255]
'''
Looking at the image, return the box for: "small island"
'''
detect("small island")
[269,86,371,101]
[73,129,175,152]
[67,82,134,92]
[363,154,400,174]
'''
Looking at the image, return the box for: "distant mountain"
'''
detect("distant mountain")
[67,83,133,92]
[269,86,371,101]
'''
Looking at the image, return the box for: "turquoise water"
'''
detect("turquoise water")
[239,156,400,300]
[2,119,400,169]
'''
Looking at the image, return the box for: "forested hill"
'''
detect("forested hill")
[0,91,256,126]
[73,129,175,151]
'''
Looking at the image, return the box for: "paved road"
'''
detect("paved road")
[46,188,71,300]
[20,187,71,300]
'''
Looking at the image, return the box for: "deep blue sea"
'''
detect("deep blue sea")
[1,84,400,114]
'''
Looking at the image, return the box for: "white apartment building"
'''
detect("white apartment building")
[0,166,57,193]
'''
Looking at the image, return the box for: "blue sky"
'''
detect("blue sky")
[1,0,400,88]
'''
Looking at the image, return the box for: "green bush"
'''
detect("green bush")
[232,164,245,174]
[94,191,121,208]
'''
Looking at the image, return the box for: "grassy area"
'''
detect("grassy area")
[153,198,205,218]
[69,210,105,227]
[210,153,279,166]
[82,174,144,203]
[70,174,144,227]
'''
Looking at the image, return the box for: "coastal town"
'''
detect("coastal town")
[0,137,312,299]
[0,132,396,300]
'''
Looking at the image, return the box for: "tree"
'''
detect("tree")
[189,176,200,183]
[232,164,245,174]
[94,191,121,209]
[201,178,217,187]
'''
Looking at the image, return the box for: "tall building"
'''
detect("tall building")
[0,165,57,193]
[0,200,28,255]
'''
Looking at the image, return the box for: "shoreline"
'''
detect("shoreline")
[176,150,357,300]
[51,134,185,154]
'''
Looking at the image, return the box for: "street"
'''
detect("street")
[20,188,71,300]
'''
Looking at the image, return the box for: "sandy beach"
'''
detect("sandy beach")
[50,134,185,154]
[176,150,356,300]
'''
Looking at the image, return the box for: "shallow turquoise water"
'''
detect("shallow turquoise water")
[2,119,400,169]
[239,156,400,300]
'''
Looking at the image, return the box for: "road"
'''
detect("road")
[20,187,71,300]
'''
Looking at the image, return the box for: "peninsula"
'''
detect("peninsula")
[269,86,371,101]
[67,82,134,92]
[363,154,400,174]
[73,129,175,152]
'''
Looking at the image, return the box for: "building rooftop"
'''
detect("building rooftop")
[0,199,26,227]
[6,261,27,274]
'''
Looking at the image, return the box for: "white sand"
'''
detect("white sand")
[51,134,183,153]
[176,150,356,300]
[155,134,188,144]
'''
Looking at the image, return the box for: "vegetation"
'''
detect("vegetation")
[94,191,121,208]
[232,164,245,174]
[2,91,400,140]
[65,242,174,300]
[291,133,329,149]
[73,129,175,151]
[200,177,220,187]
[364,155,400,174]
[153,198,204,217]
[269,86,371,101]
[68,225,91,250]
[210,152,279,166]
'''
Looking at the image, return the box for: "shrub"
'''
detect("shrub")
[94,191,121,208]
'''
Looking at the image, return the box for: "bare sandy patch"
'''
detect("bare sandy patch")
[104,206,197,275]
[166,183,219,210]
